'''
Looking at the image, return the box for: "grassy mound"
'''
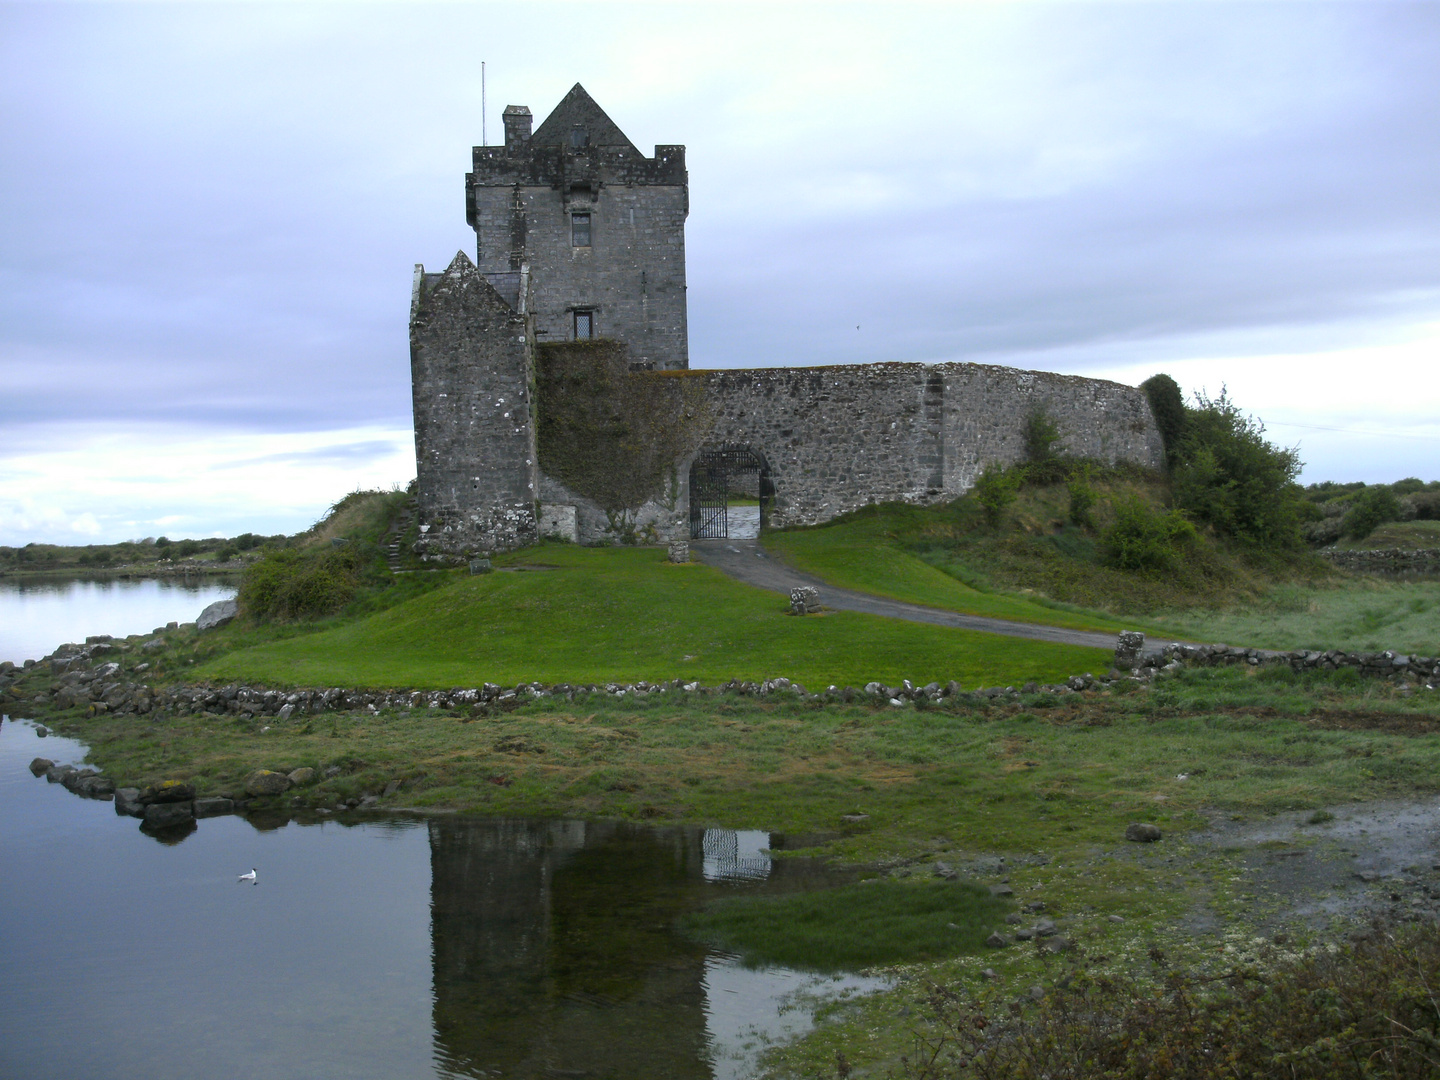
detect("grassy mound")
[682,880,1010,971]
[199,543,1111,689]
[767,477,1302,620]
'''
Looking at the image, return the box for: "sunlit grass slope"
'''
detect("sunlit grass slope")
[199,544,1111,689]
[764,515,1133,634]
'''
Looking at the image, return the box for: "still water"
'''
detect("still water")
[0,719,883,1080]
[0,576,236,666]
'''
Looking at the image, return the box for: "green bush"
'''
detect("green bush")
[972,466,1021,527]
[1066,469,1096,527]
[1171,389,1304,548]
[238,547,361,621]
[1343,486,1403,540]
[1141,373,1187,468]
[1100,494,1197,572]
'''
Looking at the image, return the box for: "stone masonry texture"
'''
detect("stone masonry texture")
[410,252,539,555]
[467,83,689,371]
[410,85,1166,556]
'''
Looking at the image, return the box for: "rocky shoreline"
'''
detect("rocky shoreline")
[5,629,1435,729]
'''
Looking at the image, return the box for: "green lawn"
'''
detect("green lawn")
[764,519,1136,633]
[198,543,1112,689]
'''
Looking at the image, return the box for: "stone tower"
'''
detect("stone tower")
[466,83,690,370]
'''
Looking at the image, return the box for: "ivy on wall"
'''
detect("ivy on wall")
[536,341,712,519]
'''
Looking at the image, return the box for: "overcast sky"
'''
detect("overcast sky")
[3,1,1439,544]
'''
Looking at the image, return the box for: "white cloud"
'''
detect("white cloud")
[0,423,416,546]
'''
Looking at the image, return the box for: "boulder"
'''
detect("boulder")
[140,780,196,804]
[45,764,77,785]
[789,586,821,615]
[985,932,1008,948]
[1125,822,1163,843]
[193,797,235,818]
[196,598,238,632]
[245,770,292,797]
[989,883,1015,897]
[114,788,145,817]
[143,802,194,828]
[287,767,315,786]
[29,757,53,777]
[77,776,115,798]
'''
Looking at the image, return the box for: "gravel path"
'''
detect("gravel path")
[689,539,1123,651]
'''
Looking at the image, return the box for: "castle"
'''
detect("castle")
[410,84,1164,558]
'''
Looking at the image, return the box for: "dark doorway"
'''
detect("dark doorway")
[688,445,772,540]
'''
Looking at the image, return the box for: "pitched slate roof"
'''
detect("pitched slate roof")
[529,83,640,153]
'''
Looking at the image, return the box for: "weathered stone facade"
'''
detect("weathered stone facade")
[410,85,1166,557]
[697,362,1162,529]
[467,84,688,371]
[410,253,539,553]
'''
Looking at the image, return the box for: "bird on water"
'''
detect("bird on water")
[238,868,257,883]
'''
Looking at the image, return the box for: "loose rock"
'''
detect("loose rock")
[985,932,1008,948]
[140,780,196,805]
[193,797,235,818]
[1125,822,1163,843]
[287,767,316,786]
[29,757,53,777]
[114,788,144,817]
[245,770,292,797]
[196,598,238,631]
[143,802,194,829]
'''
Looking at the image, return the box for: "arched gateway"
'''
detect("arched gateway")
[688,445,773,540]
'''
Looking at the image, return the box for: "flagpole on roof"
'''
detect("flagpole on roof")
[481,61,486,146]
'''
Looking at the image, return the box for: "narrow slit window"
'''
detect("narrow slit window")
[571,212,591,247]
[574,310,594,340]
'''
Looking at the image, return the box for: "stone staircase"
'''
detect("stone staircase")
[382,500,418,574]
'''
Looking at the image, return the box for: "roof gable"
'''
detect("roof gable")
[529,83,640,153]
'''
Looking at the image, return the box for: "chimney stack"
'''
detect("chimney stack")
[502,106,532,153]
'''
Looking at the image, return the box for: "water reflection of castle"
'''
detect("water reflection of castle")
[429,819,798,1079]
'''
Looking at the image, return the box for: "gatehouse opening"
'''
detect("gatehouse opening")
[688,445,773,540]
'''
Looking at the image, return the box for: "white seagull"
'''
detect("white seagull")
[238,868,257,883]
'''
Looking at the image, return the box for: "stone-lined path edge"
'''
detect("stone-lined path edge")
[689,539,1121,650]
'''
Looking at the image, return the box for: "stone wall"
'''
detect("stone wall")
[410,252,539,558]
[1320,548,1440,573]
[467,86,689,371]
[696,361,1163,529]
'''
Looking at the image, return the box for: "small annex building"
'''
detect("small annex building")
[410,84,1164,559]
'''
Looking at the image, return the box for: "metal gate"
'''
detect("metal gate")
[688,445,770,540]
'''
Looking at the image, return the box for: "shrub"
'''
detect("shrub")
[1171,389,1304,548]
[1100,494,1196,572]
[972,466,1021,528]
[1343,486,1403,540]
[1141,373,1187,468]
[238,546,360,621]
[173,539,201,559]
[1066,469,1096,528]
[1412,491,1440,520]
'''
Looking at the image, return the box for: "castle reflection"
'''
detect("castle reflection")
[428,819,835,1079]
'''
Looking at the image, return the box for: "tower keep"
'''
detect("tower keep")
[466,83,690,370]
